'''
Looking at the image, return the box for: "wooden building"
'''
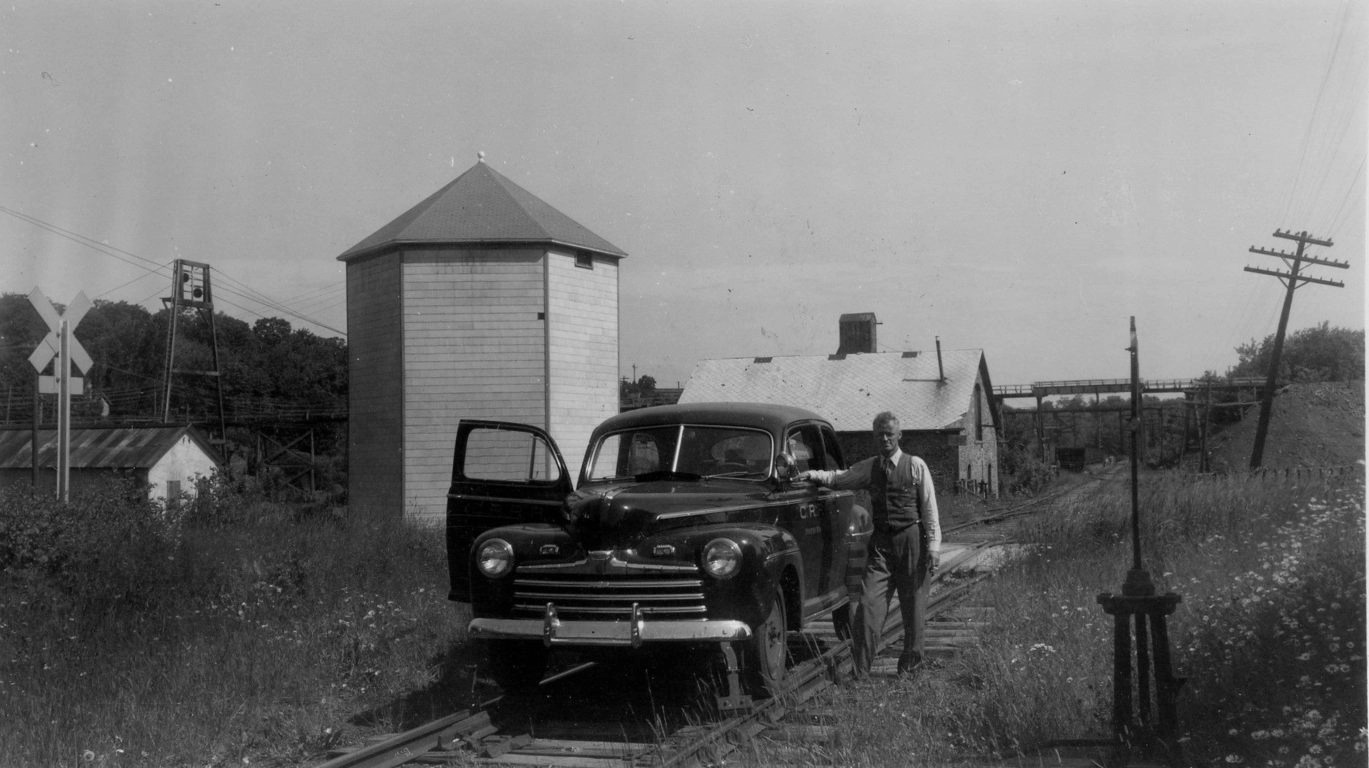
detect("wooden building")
[338,158,626,524]
[679,314,1000,496]
[0,425,221,502]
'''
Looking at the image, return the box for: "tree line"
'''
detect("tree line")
[0,293,346,436]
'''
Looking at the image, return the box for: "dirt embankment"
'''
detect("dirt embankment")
[1205,380,1365,472]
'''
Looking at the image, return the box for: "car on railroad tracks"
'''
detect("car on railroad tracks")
[445,402,872,701]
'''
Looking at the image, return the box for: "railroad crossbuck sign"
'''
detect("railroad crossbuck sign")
[27,288,92,393]
[27,287,92,503]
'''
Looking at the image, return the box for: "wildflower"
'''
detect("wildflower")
[83,751,95,762]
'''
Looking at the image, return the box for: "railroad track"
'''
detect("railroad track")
[309,482,1105,768]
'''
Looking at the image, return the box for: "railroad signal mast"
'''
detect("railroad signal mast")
[1096,318,1183,755]
[1243,229,1347,469]
[160,259,228,448]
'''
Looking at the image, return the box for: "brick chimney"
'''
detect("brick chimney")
[837,313,878,354]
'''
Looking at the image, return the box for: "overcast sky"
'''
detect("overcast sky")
[3,0,1364,389]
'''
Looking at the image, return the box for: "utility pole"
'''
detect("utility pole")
[1243,229,1347,469]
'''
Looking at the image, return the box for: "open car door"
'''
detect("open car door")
[446,420,571,601]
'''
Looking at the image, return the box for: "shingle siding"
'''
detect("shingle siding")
[346,254,405,517]
[400,248,548,524]
[546,250,619,475]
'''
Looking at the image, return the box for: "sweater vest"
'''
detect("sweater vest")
[870,454,921,532]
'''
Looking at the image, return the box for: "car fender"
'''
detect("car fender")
[678,522,802,627]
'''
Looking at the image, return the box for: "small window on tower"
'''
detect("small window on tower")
[575,253,594,270]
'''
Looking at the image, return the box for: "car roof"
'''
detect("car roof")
[593,402,829,436]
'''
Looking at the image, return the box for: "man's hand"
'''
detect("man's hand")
[928,551,941,573]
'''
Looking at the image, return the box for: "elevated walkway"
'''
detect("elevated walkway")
[995,377,1267,401]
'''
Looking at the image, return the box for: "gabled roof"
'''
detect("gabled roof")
[679,349,996,433]
[0,426,221,471]
[337,160,627,262]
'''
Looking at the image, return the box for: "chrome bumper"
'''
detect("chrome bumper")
[468,603,751,648]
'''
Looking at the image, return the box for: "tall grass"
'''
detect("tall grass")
[0,479,470,768]
[807,469,1365,767]
[4,470,1363,767]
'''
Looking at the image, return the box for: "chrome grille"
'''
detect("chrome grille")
[512,574,707,620]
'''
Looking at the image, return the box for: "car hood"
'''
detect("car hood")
[562,478,770,548]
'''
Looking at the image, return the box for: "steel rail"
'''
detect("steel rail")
[310,702,501,768]
[311,510,1036,767]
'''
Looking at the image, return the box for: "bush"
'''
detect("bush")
[0,477,184,616]
[1000,442,1057,496]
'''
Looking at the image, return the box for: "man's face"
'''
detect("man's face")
[873,421,900,458]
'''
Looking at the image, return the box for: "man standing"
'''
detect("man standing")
[800,411,941,678]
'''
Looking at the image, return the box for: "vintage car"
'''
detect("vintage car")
[446,402,871,700]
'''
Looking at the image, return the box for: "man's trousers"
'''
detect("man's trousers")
[851,525,928,677]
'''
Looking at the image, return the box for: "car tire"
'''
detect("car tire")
[745,585,789,697]
[485,640,547,692]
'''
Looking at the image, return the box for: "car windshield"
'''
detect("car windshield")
[584,424,774,481]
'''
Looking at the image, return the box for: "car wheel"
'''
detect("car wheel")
[485,640,547,692]
[745,585,789,696]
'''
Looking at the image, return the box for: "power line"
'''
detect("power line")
[212,269,346,336]
[0,204,170,275]
[1,205,346,337]
[1327,155,1366,236]
[1279,0,1367,231]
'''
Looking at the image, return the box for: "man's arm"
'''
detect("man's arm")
[915,457,941,570]
[799,457,874,490]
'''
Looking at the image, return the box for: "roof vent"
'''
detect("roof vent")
[753,357,773,364]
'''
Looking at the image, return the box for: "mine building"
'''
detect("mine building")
[337,157,626,524]
[680,313,1000,496]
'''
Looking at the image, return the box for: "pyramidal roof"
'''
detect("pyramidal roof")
[338,159,627,262]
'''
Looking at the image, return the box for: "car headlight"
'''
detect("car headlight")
[702,538,743,580]
[476,539,515,578]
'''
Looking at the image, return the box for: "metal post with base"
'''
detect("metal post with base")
[1097,570,1184,748]
[1096,319,1185,759]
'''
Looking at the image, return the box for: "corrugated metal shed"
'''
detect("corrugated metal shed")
[0,426,220,470]
[680,349,995,433]
[337,159,627,262]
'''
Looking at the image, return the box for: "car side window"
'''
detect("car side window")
[818,424,844,470]
[784,424,826,473]
[464,427,561,482]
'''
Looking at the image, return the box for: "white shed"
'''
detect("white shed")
[338,158,626,524]
[0,426,222,502]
